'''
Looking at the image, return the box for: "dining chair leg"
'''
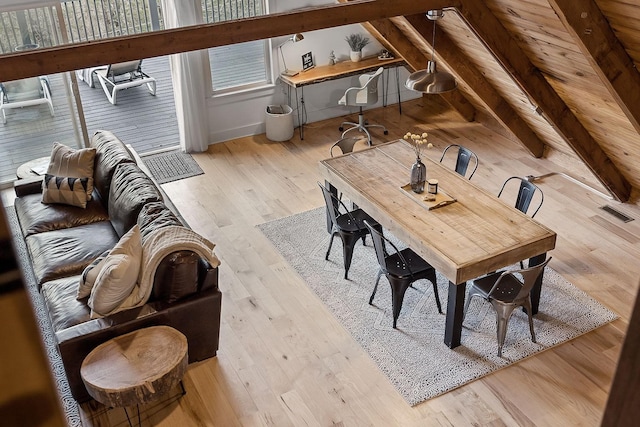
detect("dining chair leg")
[524,298,537,343]
[428,270,443,314]
[493,302,517,357]
[325,231,337,260]
[389,278,411,328]
[369,270,383,304]
[340,233,360,280]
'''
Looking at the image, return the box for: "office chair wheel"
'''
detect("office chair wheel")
[384,130,388,135]
[339,126,344,132]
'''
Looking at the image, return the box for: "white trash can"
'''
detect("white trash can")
[265,105,294,142]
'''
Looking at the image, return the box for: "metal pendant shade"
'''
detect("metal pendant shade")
[405,10,457,94]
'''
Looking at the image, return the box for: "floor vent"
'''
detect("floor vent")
[600,205,634,223]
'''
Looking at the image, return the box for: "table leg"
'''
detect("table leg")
[528,253,547,314]
[444,280,466,348]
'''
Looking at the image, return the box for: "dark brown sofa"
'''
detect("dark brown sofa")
[13,130,221,403]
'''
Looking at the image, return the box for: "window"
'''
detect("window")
[201,0,270,93]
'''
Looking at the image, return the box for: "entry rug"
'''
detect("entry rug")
[6,208,81,426]
[141,150,204,184]
[257,207,618,406]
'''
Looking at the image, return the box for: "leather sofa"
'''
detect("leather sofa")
[13,130,221,402]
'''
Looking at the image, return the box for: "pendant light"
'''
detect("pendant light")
[405,10,457,94]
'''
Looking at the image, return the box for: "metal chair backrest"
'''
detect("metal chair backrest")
[363,220,389,271]
[489,258,551,301]
[330,136,366,157]
[498,176,544,218]
[439,144,479,179]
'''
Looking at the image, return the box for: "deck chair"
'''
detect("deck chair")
[1,77,54,124]
[95,60,157,105]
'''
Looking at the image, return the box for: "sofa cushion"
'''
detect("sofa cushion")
[46,142,96,201]
[41,276,91,332]
[90,130,135,204]
[108,163,163,237]
[88,225,142,317]
[26,221,119,287]
[41,175,90,208]
[15,193,109,237]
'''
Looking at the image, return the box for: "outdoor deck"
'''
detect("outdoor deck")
[0,55,179,186]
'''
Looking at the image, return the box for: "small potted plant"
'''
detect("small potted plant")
[345,33,370,62]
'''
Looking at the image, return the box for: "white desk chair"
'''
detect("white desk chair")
[95,60,157,105]
[1,77,54,124]
[338,67,388,145]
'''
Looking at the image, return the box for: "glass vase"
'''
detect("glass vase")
[410,158,426,193]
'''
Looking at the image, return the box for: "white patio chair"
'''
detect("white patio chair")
[1,77,54,124]
[95,60,157,105]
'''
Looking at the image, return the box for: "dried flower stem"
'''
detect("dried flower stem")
[403,132,433,159]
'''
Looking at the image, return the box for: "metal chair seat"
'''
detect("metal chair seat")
[463,258,551,357]
[364,220,442,328]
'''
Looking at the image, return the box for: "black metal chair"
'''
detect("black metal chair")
[363,220,442,328]
[498,176,544,218]
[463,258,551,357]
[318,182,381,279]
[439,144,479,180]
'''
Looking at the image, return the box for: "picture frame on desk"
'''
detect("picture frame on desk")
[302,52,315,72]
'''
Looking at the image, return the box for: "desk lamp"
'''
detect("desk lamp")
[278,33,304,77]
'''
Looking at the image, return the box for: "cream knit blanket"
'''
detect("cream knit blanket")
[100,225,221,317]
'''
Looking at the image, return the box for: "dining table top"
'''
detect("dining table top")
[318,139,557,284]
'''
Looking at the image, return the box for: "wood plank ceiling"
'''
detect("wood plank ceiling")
[2,0,640,202]
[368,0,640,202]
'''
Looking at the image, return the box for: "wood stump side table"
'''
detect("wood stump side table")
[80,326,188,425]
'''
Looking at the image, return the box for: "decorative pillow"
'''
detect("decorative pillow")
[41,174,90,208]
[47,142,96,201]
[88,225,142,316]
[77,250,110,299]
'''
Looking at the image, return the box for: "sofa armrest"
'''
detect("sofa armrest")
[14,176,43,197]
[55,288,222,402]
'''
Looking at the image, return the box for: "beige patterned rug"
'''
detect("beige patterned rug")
[257,207,618,406]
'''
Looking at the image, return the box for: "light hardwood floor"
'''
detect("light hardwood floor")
[5,97,640,426]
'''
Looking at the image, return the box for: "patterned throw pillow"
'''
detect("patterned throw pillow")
[77,250,110,299]
[41,174,90,208]
[47,142,96,201]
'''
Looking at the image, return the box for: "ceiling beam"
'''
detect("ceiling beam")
[0,0,459,81]
[455,0,631,202]
[404,14,545,157]
[547,0,640,135]
[360,17,476,122]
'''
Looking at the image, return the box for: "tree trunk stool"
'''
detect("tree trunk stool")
[80,326,188,425]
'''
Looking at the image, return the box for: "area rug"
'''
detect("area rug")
[141,150,204,184]
[6,208,82,427]
[257,207,618,406]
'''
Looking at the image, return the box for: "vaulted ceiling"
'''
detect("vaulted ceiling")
[2,0,639,202]
[355,0,640,202]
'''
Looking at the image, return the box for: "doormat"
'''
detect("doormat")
[141,150,204,184]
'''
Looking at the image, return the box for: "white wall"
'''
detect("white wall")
[205,0,421,144]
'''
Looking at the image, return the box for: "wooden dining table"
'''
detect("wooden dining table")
[318,139,557,348]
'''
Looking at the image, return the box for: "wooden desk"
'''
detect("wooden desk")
[280,56,405,140]
[319,140,557,348]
